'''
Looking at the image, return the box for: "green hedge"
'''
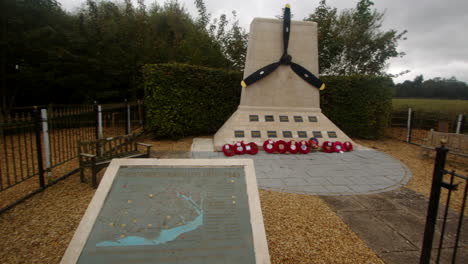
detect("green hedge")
[143,63,393,139]
[320,75,393,139]
[143,63,242,139]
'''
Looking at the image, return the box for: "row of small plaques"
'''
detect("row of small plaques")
[234,130,337,138]
[249,115,317,123]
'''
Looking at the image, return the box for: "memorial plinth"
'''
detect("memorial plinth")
[61,159,270,264]
[214,18,352,151]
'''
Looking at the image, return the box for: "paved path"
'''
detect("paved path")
[188,138,411,195]
[321,188,468,263]
[189,149,411,195]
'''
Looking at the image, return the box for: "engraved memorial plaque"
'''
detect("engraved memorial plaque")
[283,131,292,138]
[297,131,307,138]
[235,130,245,138]
[293,116,303,122]
[327,131,337,138]
[279,116,289,122]
[251,131,261,138]
[313,131,323,138]
[308,116,317,122]
[265,115,274,122]
[61,160,269,264]
[249,115,259,122]
[267,131,277,138]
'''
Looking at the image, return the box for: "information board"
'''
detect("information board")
[61,159,269,264]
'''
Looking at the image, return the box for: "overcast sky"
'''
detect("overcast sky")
[58,0,468,84]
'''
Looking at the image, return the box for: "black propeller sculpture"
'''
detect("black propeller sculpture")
[240,4,325,91]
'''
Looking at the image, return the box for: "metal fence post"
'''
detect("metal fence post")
[97,105,103,139]
[40,109,52,182]
[141,100,146,127]
[126,100,131,135]
[94,102,102,157]
[406,108,413,143]
[455,114,463,134]
[94,102,100,140]
[138,100,143,126]
[420,143,449,264]
[33,107,45,189]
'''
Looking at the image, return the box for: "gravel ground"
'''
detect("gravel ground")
[0,173,96,264]
[260,189,383,264]
[355,138,468,213]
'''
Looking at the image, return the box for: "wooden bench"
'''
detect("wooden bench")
[419,129,468,159]
[78,134,152,187]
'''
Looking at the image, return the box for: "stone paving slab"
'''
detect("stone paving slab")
[321,188,468,264]
[336,211,419,252]
[190,149,411,195]
[379,251,420,264]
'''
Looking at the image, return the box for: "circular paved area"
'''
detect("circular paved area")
[191,149,412,195]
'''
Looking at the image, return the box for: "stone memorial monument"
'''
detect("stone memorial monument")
[61,159,270,264]
[214,5,352,151]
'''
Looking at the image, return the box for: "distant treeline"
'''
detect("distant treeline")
[394,75,468,99]
[0,0,247,116]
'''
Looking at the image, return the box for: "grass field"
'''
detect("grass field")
[392,98,468,115]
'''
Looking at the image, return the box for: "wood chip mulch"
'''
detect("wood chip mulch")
[355,138,468,213]
[260,189,383,264]
[0,173,96,264]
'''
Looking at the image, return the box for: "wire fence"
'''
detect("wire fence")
[385,108,466,145]
[0,101,144,213]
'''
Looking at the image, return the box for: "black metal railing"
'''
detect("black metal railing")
[420,144,467,263]
[0,101,144,213]
[0,111,40,191]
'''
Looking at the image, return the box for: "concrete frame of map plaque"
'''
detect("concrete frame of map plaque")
[61,159,270,264]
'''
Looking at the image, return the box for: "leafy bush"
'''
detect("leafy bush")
[143,63,242,139]
[320,75,393,139]
[144,64,392,139]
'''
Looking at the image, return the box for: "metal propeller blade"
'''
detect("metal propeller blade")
[290,63,326,90]
[240,4,325,91]
[241,62,280,88]
[283,4,291,55]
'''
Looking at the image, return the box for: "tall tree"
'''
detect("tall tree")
[1,0,80,114]
[2,0,245,108]
[306,0,407,75]
[395,75,468,99]
[194,0,210,29]
[207,11,248,70]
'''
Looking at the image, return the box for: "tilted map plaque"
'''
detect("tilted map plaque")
[61,159,270,264]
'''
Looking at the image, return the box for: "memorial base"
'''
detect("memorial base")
[213,106,353,151]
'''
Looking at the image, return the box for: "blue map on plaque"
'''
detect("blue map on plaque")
[77,167,256,264]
